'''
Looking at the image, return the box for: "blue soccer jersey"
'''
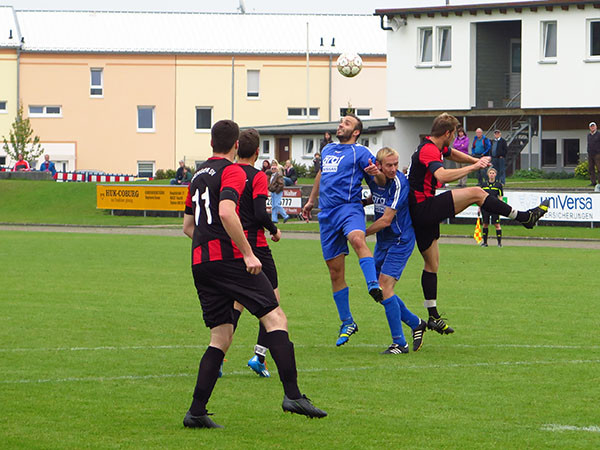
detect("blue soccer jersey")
[366,170,415,244]
[319,142,376,210]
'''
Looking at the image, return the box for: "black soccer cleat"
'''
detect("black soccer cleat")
[412,319,427,352]
[282,395,328,418]
[520,199,550,229]
[183,411,223,429]
[427,316,455,335]
[380,343,409,354]
[369,287,384,303]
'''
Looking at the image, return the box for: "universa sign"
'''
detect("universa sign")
[97,185,188,211]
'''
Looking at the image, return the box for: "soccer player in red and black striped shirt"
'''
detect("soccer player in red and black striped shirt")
[181,120,326,429]
[233,128,282,378]
[408,113,549,335]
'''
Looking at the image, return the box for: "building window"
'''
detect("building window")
[339,107,370,118]
[195,107,212,130]
[590,20,600,57]
[262,140,270,155]
[137,106,155,132]
[287,107,319,119]
[194,161,205,171]
[542,21,557,59]
[340,107,355,117]
[0,156,6,165]
[438,27,452,63]
[90,68,103,97]
[28,105,62,117]
[418,27,433,64]
[137,161,155,177]
[0,101,6,113]
[303,138,315,156]
[563,139,579,166]
[360,138,370,147]
[541,139,557,166]
[247,70,260,98]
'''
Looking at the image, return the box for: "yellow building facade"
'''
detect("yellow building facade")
[0,49,18,166]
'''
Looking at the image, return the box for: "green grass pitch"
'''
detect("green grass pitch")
[1,230,599,449]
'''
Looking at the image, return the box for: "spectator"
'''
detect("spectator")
[452,127,469,187]
[312,152,321,177]
[587,121,600,187]
[319,131,333,151]
[269,161,289,223]
[12,153,30,171]
[471,128,491,186]
[170,160,186,185]
[39,154,57,177]
[261,159,271,173]
[491,130,508,185]
[283,159,297,186]
[181,166,193,185]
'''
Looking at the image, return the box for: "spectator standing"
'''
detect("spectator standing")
[491,130,508,185]
[283,160,297,186]
[170,160,186,185]
[12,153,30,171]
[587,122,600,186]
[452,127,469,187]
[269,162,289,223]
[39,154,57,177]
[471,128,491,186]
[312,152,321,177]
[319,131,333,151]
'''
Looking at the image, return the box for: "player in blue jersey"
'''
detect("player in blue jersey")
[302,114,386,346]
[365,147,427,354]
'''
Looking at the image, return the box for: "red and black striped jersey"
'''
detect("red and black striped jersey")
[408,137,451,205]
[237,163,277,248]
[185,157,247,265]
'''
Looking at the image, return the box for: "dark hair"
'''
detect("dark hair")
[211,120,240,153]
[346,113,363,137]
[430,113,460,138]
[238,128,260,159]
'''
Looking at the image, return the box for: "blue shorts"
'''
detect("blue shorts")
[318,203,366,261]
[374,236,415,280]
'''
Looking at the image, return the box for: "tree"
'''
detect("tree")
[2,103,43,164]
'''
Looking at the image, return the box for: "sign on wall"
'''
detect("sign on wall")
[97,185,188,211]
[266,187,302,214]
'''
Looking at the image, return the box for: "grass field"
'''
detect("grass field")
[2,230,599,448]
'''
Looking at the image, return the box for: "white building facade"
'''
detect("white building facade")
[376,0,600,173]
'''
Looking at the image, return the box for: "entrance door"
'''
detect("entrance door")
[508,39,521,103]
[276,137,290,163]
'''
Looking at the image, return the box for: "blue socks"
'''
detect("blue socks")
[395,295,420,330]
[381,296,407,347]
[359,257,379,291]
[333,287,353,325]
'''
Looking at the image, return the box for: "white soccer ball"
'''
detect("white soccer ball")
[336,52,362,78]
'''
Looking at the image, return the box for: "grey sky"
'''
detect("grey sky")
[5,0,533,14]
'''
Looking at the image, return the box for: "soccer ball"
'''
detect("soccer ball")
[336,52,362,78]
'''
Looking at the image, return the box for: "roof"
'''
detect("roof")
[375,0,600,17]
[0,6,21,48]
[11,10,386,55]
[247,118,395,136]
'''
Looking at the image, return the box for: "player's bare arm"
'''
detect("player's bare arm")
[219,198,262,274]
[365,158,387,186]
[302,170,321,220]
[447,148,480,164]
[365,207,397,236]
[183,213,194,239]
[271,228,282,242]
[433,157,490,184]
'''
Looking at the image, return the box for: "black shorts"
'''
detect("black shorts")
[253,245,278,289]
[409,190,455,253]
[481,209,500,225]
[192,259,278,329]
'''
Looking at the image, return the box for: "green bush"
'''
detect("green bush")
[154,169,177,180]
[513,168,543,179]
[541,170,574,179]
[574,160,589,179]
[291,160,309,178]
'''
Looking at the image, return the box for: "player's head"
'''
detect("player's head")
[337,114,363,143]
[238,128,260,160]
[431,113,460,146]
[211,120,239,154]
[376,147,399,179]
[487,167,497,182]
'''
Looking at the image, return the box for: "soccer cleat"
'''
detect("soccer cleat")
[247,355,270,378]
[380,343,409,354]
[282,395,327,418]
[336,322,358,346]
[520,199,550,229]
[480,242,488,247]
[412,319,427,352]
[427,316,455,335]
[368,287,384,303]
[183,411,223,429]
[498,242,503,248]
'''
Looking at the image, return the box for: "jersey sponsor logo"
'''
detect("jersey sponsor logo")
[322,154,346,173]
[372,193,386,214]
[196,167,216,177]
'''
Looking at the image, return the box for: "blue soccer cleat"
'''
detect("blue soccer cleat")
[247,355,270,377]
[336,322,358,347]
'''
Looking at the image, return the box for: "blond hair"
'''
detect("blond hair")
[376,147,399,163]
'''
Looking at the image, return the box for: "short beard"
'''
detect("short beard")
[337,130,353,144]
